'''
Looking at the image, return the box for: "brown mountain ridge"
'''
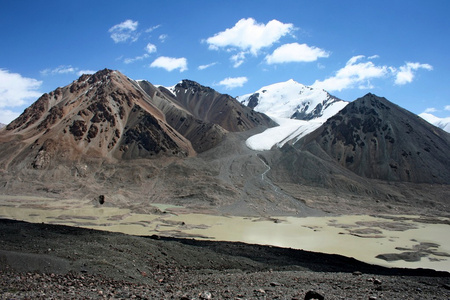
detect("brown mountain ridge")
[0,69,274,169]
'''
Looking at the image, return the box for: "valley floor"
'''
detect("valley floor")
[1,219,449,299]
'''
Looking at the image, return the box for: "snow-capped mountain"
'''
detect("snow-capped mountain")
[419,113,450,133]
[238,79,348,150]
[239,79,347,120]
[0,123,5,129]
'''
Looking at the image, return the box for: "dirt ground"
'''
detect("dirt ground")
[0,218,449,299]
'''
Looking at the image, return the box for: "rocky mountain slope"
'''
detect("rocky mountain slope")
[165,80,275,131]
[1,69,195,169]
[137,79,275,152]
[295,93,450,184]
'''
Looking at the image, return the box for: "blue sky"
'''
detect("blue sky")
[1,0,449,124]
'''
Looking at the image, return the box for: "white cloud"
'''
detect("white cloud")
[109,19,139,43]
[150,56,187,72]
[198,62,217,70]
[76,70,96,76]
[394,62,433,85]
[206,18,294,55]
[265,43,329,64]
[312,55,388,92]
[145,24,160,33]
[40,65,76,76]
[445,105,450,111]
[159,34,168,43]
[0,109,20,125]
[217,77,248,89]
[124,54,150,64]
[145,43,157,54]
[123,43,156,64]
[0,69,42,109]
[231,52,247,68]
[424,107,437,113]
[41,65,96,77]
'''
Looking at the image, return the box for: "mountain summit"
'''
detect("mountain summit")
[239,79,347,120]
[238,80,348,150]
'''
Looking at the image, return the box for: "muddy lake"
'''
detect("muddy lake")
[1,195,449,272]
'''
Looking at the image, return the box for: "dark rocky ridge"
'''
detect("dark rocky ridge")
[169,80,276,131]
[261,94,450,215]
[295,93,450,184]
[290,92,343,120]
[137,80,228,153]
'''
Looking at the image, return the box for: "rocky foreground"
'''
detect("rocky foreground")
[0,218,449,299]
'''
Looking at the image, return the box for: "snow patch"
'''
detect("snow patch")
[246,116,325,150]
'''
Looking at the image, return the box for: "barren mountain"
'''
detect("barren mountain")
[261,93,450,215]
[296,93,450,184]
[137,79,275,152]
[0,69,195,171]
[165,80,275,131]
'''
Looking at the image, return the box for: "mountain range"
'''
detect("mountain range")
[0,69,449,216]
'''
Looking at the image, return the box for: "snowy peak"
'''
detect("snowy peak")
[419,113,450,133]
[239,79,348,120]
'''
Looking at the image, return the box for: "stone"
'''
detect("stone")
[270,281,281,286]
[305,290,324,300]
[199,291,212,299]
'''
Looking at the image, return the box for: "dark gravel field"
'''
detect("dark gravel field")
[1,218,449,299]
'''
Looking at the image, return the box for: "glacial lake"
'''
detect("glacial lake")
[1,195,449,273]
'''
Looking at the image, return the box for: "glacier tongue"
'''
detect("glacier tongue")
[245,117,324,151]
